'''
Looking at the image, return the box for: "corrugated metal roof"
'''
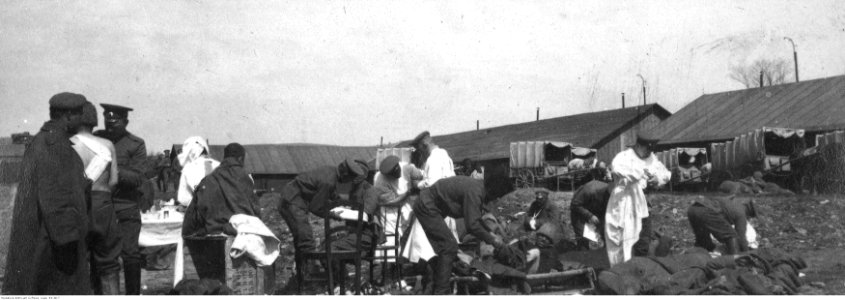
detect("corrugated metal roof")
[655,75,845,146]
[171,143,377,175]
[396,104,671,162]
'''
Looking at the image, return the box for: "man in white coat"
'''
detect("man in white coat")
[403,131,459,263]
[605,131,671,267]
[177,136,220,206]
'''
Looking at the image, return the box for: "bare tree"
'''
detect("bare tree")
[729,58,794,88]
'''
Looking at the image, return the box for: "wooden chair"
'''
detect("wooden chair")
[296,200,368,295]
[367,202,405,286]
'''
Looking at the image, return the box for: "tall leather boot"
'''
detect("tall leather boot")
[91,260,102,295]
[100,272,121,295]
[124,262,142,295]
[431,255,455,295]
[724,238,740,255]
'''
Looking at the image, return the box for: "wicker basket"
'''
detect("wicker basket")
[184,236,275,295]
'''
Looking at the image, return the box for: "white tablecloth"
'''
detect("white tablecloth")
[140,210,184,287]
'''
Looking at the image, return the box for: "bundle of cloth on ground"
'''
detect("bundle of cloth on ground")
[597,247,807,295]
[719,172,794,195]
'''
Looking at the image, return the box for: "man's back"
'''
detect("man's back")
[572,180,610,217]
[183,157,259,237]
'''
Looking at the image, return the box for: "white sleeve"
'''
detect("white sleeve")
[647,155,672,186]
[418,150,454,188]
[611,150,646,184]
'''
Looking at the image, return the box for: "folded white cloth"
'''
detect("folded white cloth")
[228,214,281,266]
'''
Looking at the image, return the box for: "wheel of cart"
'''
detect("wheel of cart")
[512,169,537,189]
[510,141,598,191]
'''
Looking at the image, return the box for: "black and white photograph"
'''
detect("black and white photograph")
[0,0,844,296]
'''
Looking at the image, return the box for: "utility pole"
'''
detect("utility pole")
[784,37,799,82]
[636,74,646,105]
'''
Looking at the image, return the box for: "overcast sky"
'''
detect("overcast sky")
[2,0,844,152]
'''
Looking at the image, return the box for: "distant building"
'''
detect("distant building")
[654,75,845,150]
[169,143,377,192]
[395,104,671,187]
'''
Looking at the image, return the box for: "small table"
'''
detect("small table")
[140,210,184,287]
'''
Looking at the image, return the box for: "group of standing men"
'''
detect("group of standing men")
[4,93,148,295]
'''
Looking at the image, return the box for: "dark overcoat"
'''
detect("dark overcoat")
[3,121,90,295]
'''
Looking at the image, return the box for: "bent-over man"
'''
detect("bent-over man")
[570,180,610,250]
[277,159,368,276]
[687,195,757,255]
[414,176,506,294]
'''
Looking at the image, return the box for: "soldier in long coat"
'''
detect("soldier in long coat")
[3,93,91,295]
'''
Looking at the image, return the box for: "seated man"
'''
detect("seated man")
[523,191,566,246]
[182,143,260,237]
[570,180,610,250]
[686,195,757,255]
[372,156,423,258]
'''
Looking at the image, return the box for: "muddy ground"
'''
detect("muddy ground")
[1,184,844,294]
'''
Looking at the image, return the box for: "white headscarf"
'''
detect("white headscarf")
[178,136,210,169]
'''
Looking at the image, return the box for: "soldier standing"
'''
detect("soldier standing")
[3,93,91,294]
[71,102,122,294]
[95,104,148,295]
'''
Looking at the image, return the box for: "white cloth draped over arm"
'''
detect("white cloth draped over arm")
[644,153,672,187]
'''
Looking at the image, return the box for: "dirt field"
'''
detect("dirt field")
[490,188,845,295]
[1,183,844,294]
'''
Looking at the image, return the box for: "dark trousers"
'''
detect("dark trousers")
[687,204,736,251]
[632,216,653,257]
[115,206,142,295]
[413,189,457,295]
[115,207,142,265]
[88,191,122,294]
[278,193,315,254]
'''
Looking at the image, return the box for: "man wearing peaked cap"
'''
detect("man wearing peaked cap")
[94,103,148,295]
[604,129,671,268]
[634,131,660,153]
[4,93,91,294]
[70,102,123,294]
[277,158,372,286]
[372,155,424,266]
